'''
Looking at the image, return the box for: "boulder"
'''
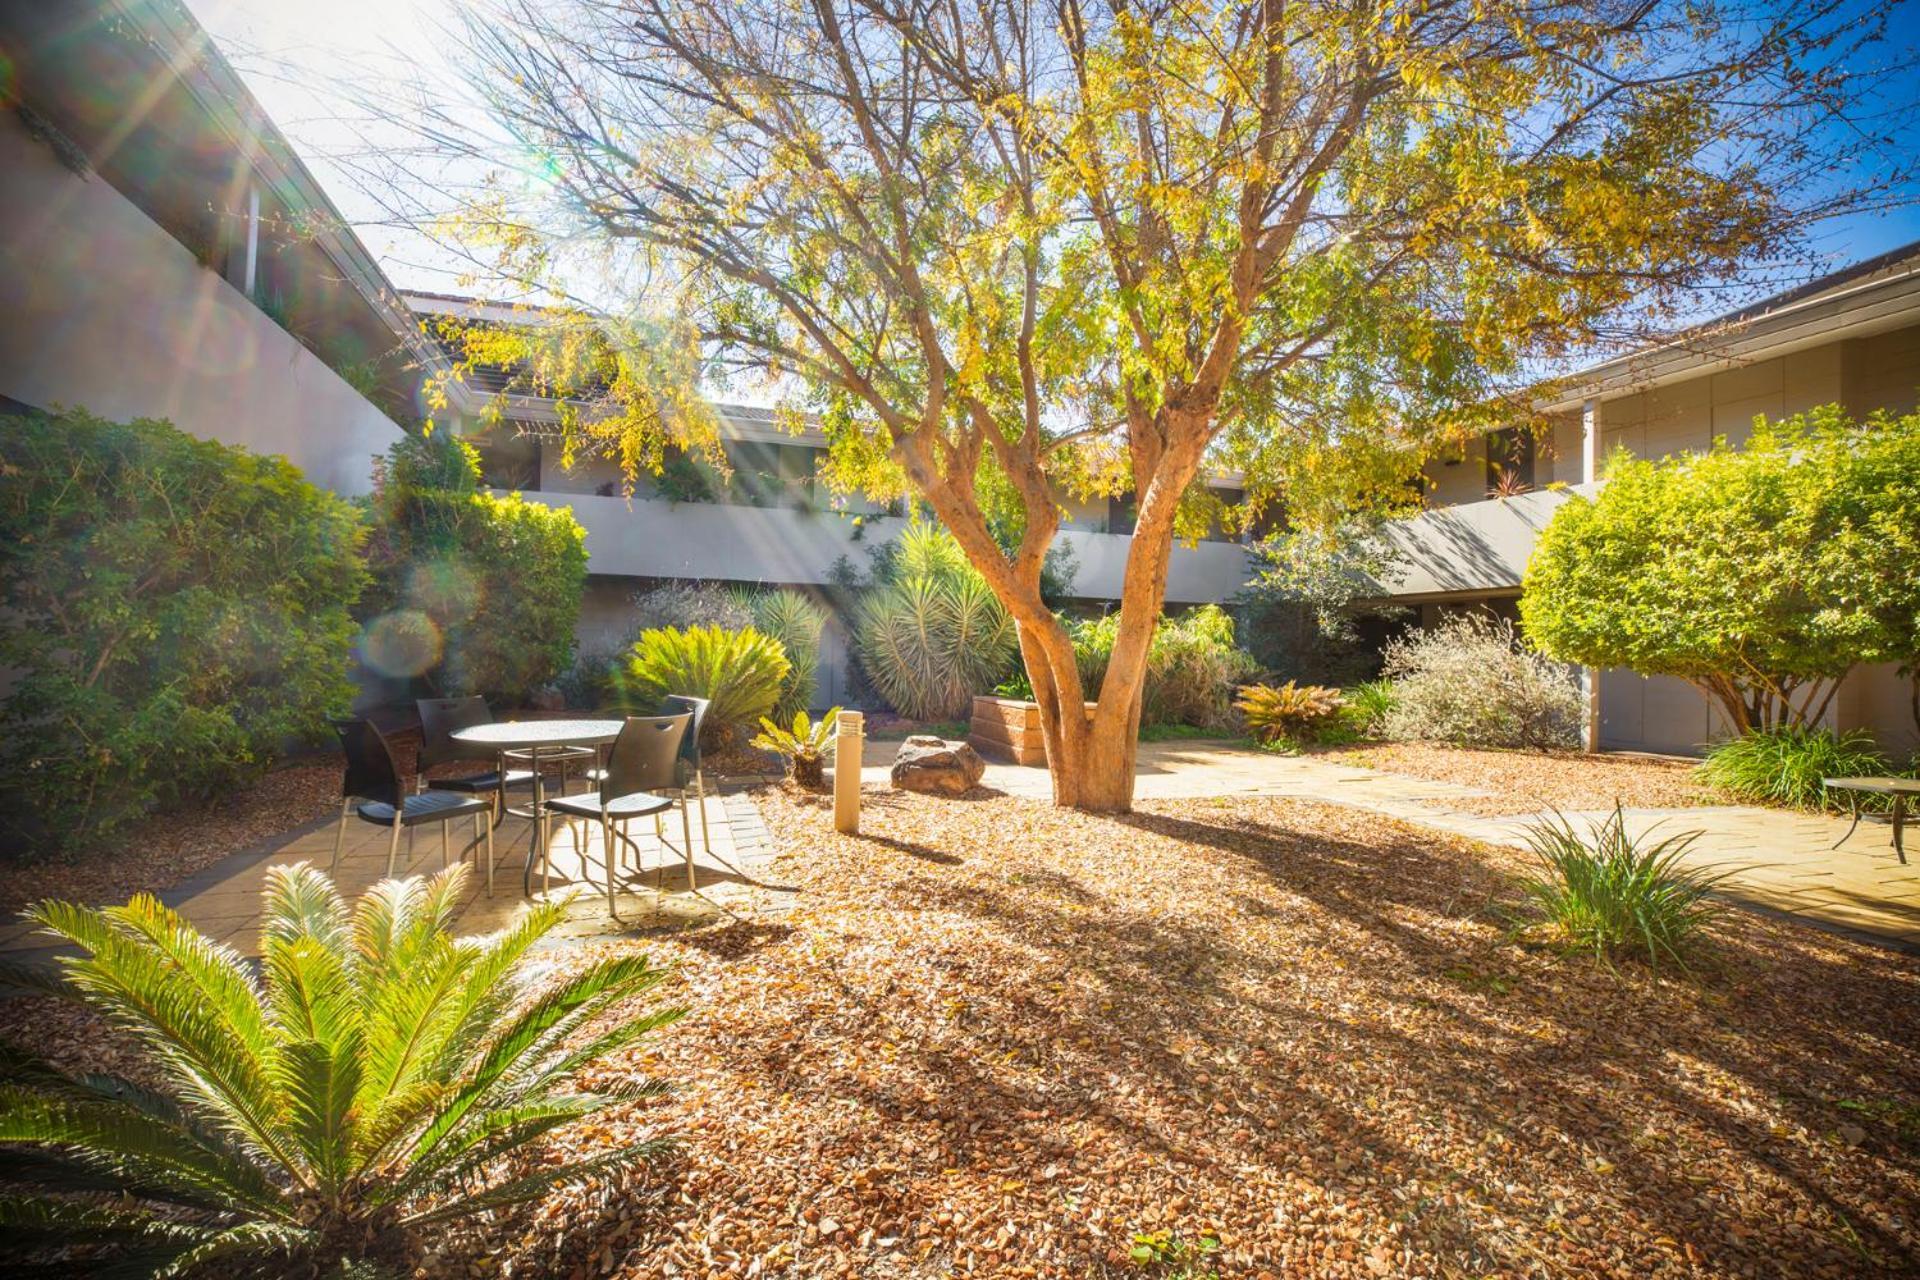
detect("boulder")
[890,734,986,796]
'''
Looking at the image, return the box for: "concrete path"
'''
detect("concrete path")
[1,787,791,964]
[861,738,1920,950]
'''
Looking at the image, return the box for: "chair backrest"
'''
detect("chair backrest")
[417,696,493,770]
[332,718,404,808]
[600,713,692,804]
[662,694,709,771]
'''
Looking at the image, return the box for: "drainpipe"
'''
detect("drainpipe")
[1580,397,1602,754]
[242,186,260,299]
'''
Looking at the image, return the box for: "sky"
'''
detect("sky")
[187,0,1920,304]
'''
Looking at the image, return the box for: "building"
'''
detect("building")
[0,0,435,496]
[1366,244,1920,756]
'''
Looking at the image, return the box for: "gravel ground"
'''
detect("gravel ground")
[5,786,1915,1279]
[1323,743,1714,816]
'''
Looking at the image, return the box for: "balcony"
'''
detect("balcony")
[1363,486,1591,601]
[540,491,1252,602]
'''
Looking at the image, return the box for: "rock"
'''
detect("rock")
[890,735,986,795]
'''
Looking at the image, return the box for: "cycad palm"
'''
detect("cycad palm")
[0,863,684,1278]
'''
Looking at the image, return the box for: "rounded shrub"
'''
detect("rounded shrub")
[1379,613,1580,749]
[0,410,367,860]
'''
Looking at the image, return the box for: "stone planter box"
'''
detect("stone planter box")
[969,695,1096,766]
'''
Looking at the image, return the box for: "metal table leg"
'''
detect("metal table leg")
[1833,791,1864,850]
[1895,794,1908,866]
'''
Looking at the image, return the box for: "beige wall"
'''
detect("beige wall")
[0,112,404,496]
[1597,344,1843,462]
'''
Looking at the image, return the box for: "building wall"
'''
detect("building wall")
[0,112,404,495]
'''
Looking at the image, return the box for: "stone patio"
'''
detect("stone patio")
[861,737,1920,950]
[1,785,792,963]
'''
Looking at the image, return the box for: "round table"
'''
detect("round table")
[452,719,626,894]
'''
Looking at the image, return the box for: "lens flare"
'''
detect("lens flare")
[361,609,442,677]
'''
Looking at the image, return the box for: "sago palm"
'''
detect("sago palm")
[752,707,841,788]
[0,863,684,1278]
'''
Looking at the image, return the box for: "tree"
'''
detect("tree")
[362,0,1905,808]
[361,431,588,703]
[1520,406,1920,735]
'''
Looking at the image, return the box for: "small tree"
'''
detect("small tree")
[361,431,588,703]
[360,0,1903,808]
[0,411,366,858]
[1521,406,1920,734]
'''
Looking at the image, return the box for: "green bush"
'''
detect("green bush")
[0,411,366,860]
[0,863,683,1278]
[1343,679,1397,736]
[746,588,828,718]
[1073,604,1258,729]
[1519,806,1726,973]
[853,523,1016,720]
[1695,726,1893,810]
[618,624,790,748]
[361,432,586,704]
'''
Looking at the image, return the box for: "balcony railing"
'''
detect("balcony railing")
[527,491,1252,602]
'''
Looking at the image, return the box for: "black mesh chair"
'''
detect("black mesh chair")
[329,718,495,889]
[416,696,537,821]
[545,713,692,915]
[663,694,714,852]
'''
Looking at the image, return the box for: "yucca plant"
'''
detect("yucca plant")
[1518,806,1728,974]
[618,623,791,748]
[1696,725,1893,810]
[752,706,842,789]
[853,526,1015,721]
[744,589,828,720]
[0,864,684,1278]
[1235,681,1345,744]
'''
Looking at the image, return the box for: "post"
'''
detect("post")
[833,710,863,834]
[1580,397,1602,753]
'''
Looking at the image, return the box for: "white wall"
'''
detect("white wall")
[0,112,404,496]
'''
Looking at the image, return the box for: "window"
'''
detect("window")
[1485,428,1535,496]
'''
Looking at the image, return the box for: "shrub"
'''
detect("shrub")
[1344,679,1397,736]
[1236,682,1344,744]
[746,588,828,718]
[0,863,683,1277]
[0,411,367,860]
[853,523,1016,720]
[1519,806,1726,973]
[1696,726,1892,810]
[1522,406,1920,734]
[619,624,790,748]
[361,431,586,704]
[631,580,754,634]
[1075,605,1261,729]
[753,706,841,788]
[554,644,626,710]
[1379,613,1581,748]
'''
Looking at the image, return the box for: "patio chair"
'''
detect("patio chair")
[415,696,538,821]
[663,694,714,851]
[329,718,496,889]
[545,712,694,914]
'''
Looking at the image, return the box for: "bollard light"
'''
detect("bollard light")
[833,709,864,834]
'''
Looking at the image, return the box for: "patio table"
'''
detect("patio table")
[1825,776,1918,865]
[453,718,626,894]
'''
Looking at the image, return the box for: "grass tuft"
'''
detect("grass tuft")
[1518,804,1727,974]
[1695,726,1893,810]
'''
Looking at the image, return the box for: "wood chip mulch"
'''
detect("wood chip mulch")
[5,787,1915,1279]
[1322,742,1715,816]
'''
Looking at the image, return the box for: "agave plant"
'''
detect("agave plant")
[1235,681,1345,744]
[0,863,684,1278]
[752,706,842,789]
[853,526,1015,721]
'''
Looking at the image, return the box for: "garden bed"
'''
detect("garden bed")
[5,785,1914,1277]
[1322,741,1714,816]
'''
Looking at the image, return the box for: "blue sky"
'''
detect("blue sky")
[187,0,1920,301]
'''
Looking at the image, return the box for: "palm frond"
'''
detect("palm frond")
[399,1137,674,1227]
[276,1036,364,1190]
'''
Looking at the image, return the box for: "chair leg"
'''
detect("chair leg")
[697,771,712,853]
[328,800,351,874]
[483,813,495,896]
[441,821,451,871]
[601,815,618,917]
[682,796,697,893]
[386,816,403,878]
